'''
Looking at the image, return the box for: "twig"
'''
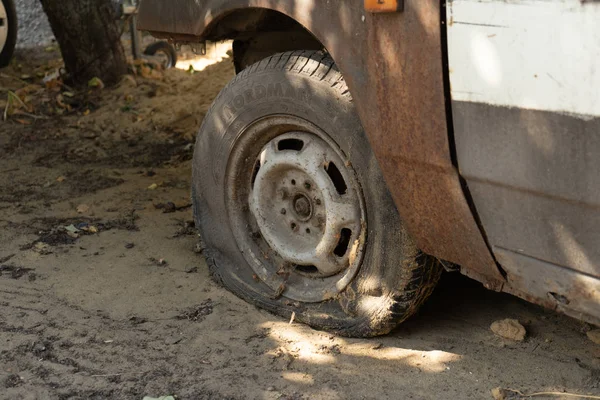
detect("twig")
[91,373,122,377]
[7,91,28,109]
[507,388,600,399]
[13,111,49,120]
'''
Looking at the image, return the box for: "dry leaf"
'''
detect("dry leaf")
[88,77,105,89]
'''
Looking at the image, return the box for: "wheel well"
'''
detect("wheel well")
[203,9,325,73]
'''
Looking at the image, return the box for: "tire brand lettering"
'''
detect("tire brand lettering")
[223,84,311,121]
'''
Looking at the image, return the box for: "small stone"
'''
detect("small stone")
[491,387,507,400]
[490,318,526,341]
[148,183,158,190]
[125,243,135,249]
[76,204,90,214]
[586,329,600,345]
[164,335,183,345]
[266,387,275,392]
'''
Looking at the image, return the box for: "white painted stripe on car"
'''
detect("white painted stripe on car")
[447,0,600,118]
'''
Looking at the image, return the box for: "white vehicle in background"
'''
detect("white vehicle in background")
[0,0,16,68]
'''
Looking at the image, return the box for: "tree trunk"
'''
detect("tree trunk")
[39,0,127,86]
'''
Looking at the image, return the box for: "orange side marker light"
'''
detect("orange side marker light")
[364,0,404,13]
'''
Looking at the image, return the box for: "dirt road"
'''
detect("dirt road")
[1,48,599,400]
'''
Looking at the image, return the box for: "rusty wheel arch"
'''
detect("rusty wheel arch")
[200,9,325,73]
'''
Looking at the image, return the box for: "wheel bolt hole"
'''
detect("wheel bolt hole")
[291,179,296,185]
[306,228,311,234]
[281,208,287,215]
[304,182,311,189]
[291,223,297,231]
[334,228,352,257]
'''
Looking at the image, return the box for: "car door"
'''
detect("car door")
[446,0,600,320]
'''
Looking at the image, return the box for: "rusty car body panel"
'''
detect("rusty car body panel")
[137,0,600,324]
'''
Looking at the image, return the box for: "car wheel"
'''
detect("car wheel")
[0,0,17,68]
[192,50,441,337]
[143,41,177,69]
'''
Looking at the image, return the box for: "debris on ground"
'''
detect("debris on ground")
[173,220,196,238]
[129,316,148,325]
[148,257,168,267]
[490,319,526,341]
[155,201,177,213]
[155,202,192,214]
[4,373,23,388]
[20,220,113,250]
[492,387,600,399]
[64,224,80,238]
[22,227,78,248]
[106,210,139,231]
[0,264,34,280]
[176,299,213,322]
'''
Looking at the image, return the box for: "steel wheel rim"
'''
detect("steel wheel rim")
[0,1,8,54]
[155,49,174,69]
[226,116,367,303]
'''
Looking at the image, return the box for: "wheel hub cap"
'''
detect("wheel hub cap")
[249,132,363,278]
[293,194,312,220]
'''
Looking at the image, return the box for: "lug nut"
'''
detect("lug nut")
[304,182,311,189]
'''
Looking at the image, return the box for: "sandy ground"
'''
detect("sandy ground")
[1,47,600,400]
